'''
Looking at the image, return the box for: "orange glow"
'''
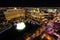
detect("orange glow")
[42,33,53,40]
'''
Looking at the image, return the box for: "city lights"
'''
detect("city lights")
[47,9,57,13]
[47,9,53,12]
[41,17,45,18]
[1,7,60,40]
[16,22,26,30]
[14,7,17,10]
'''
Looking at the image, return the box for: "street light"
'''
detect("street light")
[14,7,17,10]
